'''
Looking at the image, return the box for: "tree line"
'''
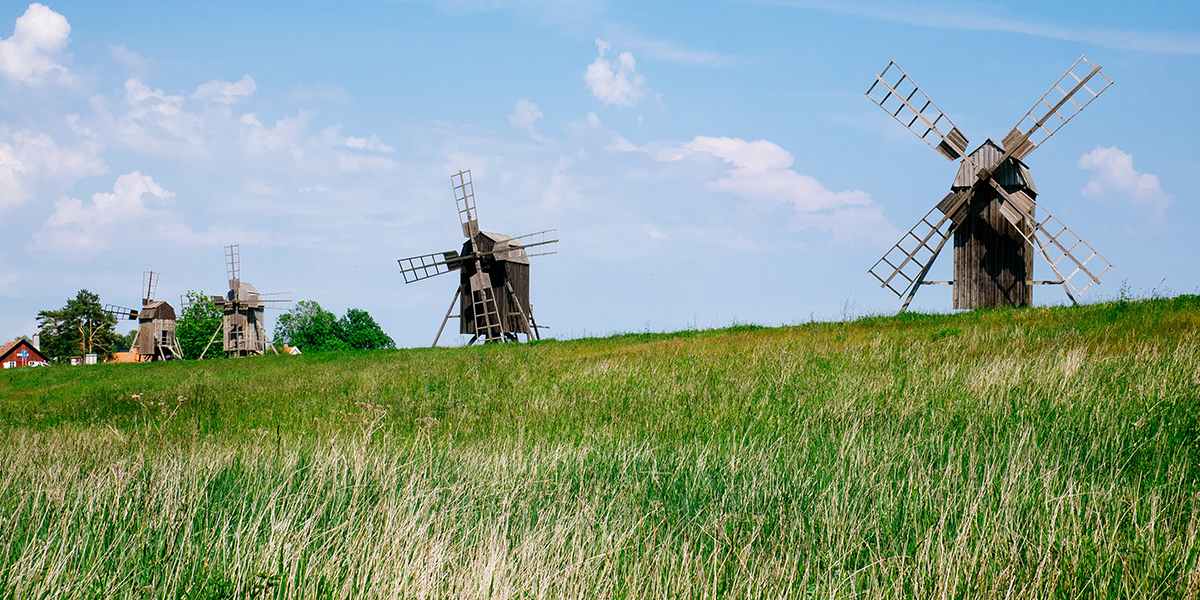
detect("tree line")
[33,290,394,363]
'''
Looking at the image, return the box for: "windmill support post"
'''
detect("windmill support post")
[504,281,535,340]
[432,286,462,347]
[900,220,960,312]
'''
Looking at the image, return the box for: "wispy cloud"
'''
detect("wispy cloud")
[604,25,735,66]
[433,1,734,66]
[781,1,1200,55]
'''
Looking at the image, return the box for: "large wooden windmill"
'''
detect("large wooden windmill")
[104,270,184,361]
[865,56,1115,311]
[200,244,291,357]
[397,170,558,346]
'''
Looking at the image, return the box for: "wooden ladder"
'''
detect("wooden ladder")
[470,285,504,342]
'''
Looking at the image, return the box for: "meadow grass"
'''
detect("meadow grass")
[0,296,1198,598]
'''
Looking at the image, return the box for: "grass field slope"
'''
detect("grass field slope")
[1,296,1198,598]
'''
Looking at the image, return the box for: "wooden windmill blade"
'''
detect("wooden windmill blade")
[866,60,970,160]
[396,250,463,283]
[1002,55,1114,160]
[867,190,968,298]
[224,243,241,287]
[981,180,1112,301]
[451,170,481,239]
[104,304,139,321]
[142,270,159,303]
[493,230,559,261]
[1030,210,1113,298]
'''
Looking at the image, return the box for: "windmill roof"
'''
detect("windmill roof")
[140,300,176,321]
[479,231,530,264]
[953,139,1038,194]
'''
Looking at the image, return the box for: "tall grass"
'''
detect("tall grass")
[1,296,1198,598]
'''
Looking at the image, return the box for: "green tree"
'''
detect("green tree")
[274,300,348,353]
[116,329,137,352]
[176,291,223,359]
[274,302,394,352]
[36,290,121,362]
[338,308,395,350]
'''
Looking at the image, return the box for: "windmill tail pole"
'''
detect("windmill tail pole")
[199,322,222,360]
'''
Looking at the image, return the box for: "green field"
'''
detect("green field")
[1,296,1198,598]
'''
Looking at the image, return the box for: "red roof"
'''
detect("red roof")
[0,337,47,363]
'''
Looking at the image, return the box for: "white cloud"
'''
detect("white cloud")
[344,135,395,153]
[649,136,892,241]
[243,180,277,197]
[0,145,26,209]
[109,44,149,74]
[1079,146,1170,212]
[193,75,257,105]
[238,113,400,174]
[540,156,581,209]
[508,99,544,135]
[102,78,207,156]
[42,172,175,251]
[83,73,398,177]
[0,3,71,85]
[0,129,107,210]
[0,266,16,292]
[644,224,668,240]
[584,39,646,106]
[682,137,873,213]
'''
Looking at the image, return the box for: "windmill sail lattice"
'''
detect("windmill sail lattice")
[1003,56,1115,160]
[866,60,969,161]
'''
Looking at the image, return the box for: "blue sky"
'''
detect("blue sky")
[1,1,1196,347]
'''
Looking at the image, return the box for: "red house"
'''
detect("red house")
[0,337,48,369]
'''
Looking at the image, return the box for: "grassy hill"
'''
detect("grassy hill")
[1,296,1198,598]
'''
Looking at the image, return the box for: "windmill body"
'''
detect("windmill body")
[213,280,268,356]
[199,244,290,358]
[456,232,533,336]
[134,301,181,359]
[397,170,558,347]
[947,140,1037,308]
[865,56,1115,312]
[104,270,184,361]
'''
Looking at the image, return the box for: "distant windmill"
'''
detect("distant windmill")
[104,270,184,361]
[397,170,558,346]
[200,244,291,357]
[865,56,1115,311]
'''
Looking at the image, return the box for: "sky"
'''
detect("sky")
[0,0,1196,347]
